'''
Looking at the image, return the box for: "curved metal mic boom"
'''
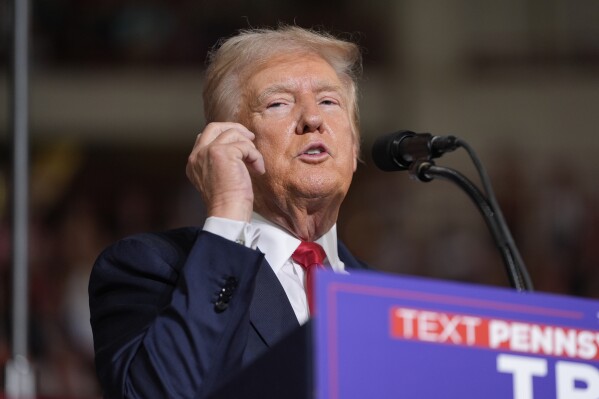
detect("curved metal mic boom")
[412,160,533,292]
[372,131,534,292]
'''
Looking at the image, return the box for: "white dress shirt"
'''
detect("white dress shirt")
[203,213,346,324]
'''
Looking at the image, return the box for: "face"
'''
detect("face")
[239,53,358,212]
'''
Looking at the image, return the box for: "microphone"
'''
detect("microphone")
[371,130,458,171]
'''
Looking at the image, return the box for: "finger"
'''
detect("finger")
[192,131,203,147]
[209,129,256,146]
[186,139,264,182]
[240,144,266,175]
[188,127,253,168]
[210,140,265,175]
[188,130,254,172]
[199,122,254,145]
[190,126,255,164]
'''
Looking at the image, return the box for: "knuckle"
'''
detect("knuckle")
[187,152,198,165]
[205,121,218,130]
[206,144,221,157]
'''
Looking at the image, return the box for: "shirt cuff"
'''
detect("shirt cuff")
[202,216,259,249]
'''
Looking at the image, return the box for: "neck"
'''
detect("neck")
[254,195,341,242]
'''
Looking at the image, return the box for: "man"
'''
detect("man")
[89,25,368,398]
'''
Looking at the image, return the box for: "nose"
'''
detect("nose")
[296,101,324,135]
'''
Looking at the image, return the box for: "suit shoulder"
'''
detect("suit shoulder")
[93,227,201,277]
[337,240,370,270]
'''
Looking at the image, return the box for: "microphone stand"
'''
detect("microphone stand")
[455,138,532,291]
[410,159,533,292]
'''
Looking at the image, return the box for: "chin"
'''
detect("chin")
[294,175,349,200]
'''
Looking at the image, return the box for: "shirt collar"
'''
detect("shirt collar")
[251,212,345,275]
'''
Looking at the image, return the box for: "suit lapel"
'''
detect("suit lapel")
[249,259,299,347]
[248,240,366,348]
[338,240,368,271]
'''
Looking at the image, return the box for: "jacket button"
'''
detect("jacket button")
[214,300,228,312]
[213,276,238,312]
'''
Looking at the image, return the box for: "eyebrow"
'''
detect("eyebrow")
[255,80,345,106]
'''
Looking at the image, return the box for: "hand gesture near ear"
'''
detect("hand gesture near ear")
[186,122,265,222]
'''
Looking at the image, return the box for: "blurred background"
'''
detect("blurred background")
[1,0,598,397]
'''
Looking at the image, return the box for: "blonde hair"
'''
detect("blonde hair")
[203,25,363,146]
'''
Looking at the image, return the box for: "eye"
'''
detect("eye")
[267,102,285,109]
[319,97,340,106]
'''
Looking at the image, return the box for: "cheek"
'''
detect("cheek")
[338,134,357,164]
[338,143,358,178]
[254,137,289,174]
[254,121,296,157]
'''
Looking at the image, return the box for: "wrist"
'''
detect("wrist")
[207,199,254,223]
[203,216,259,248]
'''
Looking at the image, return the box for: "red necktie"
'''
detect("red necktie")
[292,241,326,316]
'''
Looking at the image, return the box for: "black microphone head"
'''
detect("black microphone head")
[371,130,415,171]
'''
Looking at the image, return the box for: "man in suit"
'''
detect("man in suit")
[89,25,367,398]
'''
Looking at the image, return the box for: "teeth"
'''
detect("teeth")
[305,148,323,155]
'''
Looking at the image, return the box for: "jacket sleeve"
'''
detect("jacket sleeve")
[89,229,265,399]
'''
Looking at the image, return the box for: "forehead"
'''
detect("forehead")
[243,53,344,97]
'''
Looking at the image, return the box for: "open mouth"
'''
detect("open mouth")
[304,147,325,155]
[299,142,329,157]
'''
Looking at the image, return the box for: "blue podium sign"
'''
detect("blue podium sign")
[314,270,599,399]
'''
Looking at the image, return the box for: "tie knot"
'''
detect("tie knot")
[292,241,326,270]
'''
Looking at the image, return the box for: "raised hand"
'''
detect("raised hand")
[186,122,265,222]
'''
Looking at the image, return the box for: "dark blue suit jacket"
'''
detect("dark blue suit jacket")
[89,227,368,398]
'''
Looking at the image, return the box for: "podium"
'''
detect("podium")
[212,270,599,399]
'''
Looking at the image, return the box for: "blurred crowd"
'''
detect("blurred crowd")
[0,140,597,398]
[0,143,204,398]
